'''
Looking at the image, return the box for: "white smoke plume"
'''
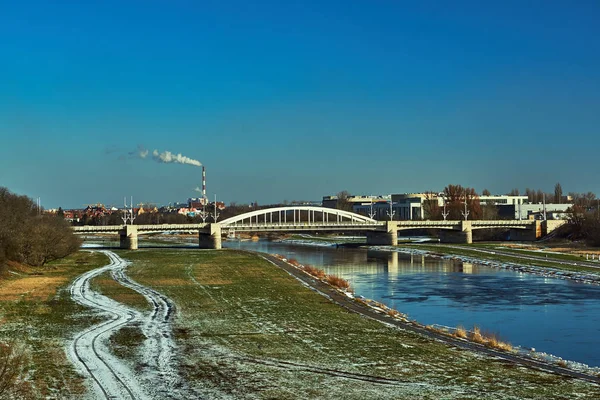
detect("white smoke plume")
[194,186,202,193]
[135,147,202,167]
[151,149,202,167]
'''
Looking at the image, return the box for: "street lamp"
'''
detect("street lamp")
[439,192,449,221]
[211,194,220,222]
[368,198,376,219]
[386,198,395,221]
[461,200,470,221]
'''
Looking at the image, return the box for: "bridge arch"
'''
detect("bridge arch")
[220,206,377,226]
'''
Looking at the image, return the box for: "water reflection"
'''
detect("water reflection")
[225,239,600,366]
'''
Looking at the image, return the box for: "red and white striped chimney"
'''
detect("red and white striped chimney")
[202,165,206,204]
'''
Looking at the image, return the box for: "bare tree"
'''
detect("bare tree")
[422,191,441,220]
[482,189,491,196]
[336,190,353,212]
[442,185,482,220]
[554,182,563,203]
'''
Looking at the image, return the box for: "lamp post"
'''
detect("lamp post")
[368,199,376,219]
[386,198,395,221]
[440,192,449,221]
[211,194,220,222]
[121,196,136,225]
[461,200,470,221]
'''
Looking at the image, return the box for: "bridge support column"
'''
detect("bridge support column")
[462,221,472,244]
[199,223,222,249]
[439,221,472,244]
[542,220,565,236]
[119,225,138,250]
[366,222,398,246]
[510,220,541,241]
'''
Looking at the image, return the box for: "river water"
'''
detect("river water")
[224,239,600,367]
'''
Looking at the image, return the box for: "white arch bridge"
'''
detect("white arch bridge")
[72,206,560,249]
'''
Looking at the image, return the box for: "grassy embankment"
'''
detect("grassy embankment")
[400,243,600,274]
[0,251,108,398]
[94,248,600,399]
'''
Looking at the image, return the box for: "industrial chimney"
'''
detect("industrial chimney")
[202,166,207,205]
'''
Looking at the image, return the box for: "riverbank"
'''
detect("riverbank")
[388,243,600,284]
[268,252,600,379]
[108,248,598,399]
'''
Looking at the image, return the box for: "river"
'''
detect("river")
[224,239,600,368]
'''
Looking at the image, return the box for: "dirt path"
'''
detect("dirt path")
[68,250,185,399]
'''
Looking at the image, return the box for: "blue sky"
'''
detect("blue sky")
[1,1,599,208]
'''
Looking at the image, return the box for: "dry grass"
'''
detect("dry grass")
[470,326,486,344]
[325,275,351,291]
[454,325,467,339]
[557,360,568,368]
[0,276,66,301]
[0,341,30,398]
[425,325,446,334]
[467,326,513,351]
[302,265,327,279]
[386,309,400,318]
[287,258,301,267]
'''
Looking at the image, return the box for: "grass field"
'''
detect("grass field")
[111,248,600,399]
[0,251,107,398]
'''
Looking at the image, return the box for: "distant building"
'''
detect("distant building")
[322,194,390,209]
[188,197,207,208]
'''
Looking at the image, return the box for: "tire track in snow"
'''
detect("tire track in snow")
[68,250,184,399]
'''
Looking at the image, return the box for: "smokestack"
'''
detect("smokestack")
[202,166,206,204]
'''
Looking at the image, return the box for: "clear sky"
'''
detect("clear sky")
[1,1,599,208]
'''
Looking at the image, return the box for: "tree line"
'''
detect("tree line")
[0,187,80,268]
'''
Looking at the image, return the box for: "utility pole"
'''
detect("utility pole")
[461,200,470,221]
[211,194,220,222]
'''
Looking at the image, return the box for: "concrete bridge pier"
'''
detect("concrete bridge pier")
[119,225,138,250]
[439,221,472,244]
[199,223,222,249]
[366,222,398,246]
[510,220,541,241]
